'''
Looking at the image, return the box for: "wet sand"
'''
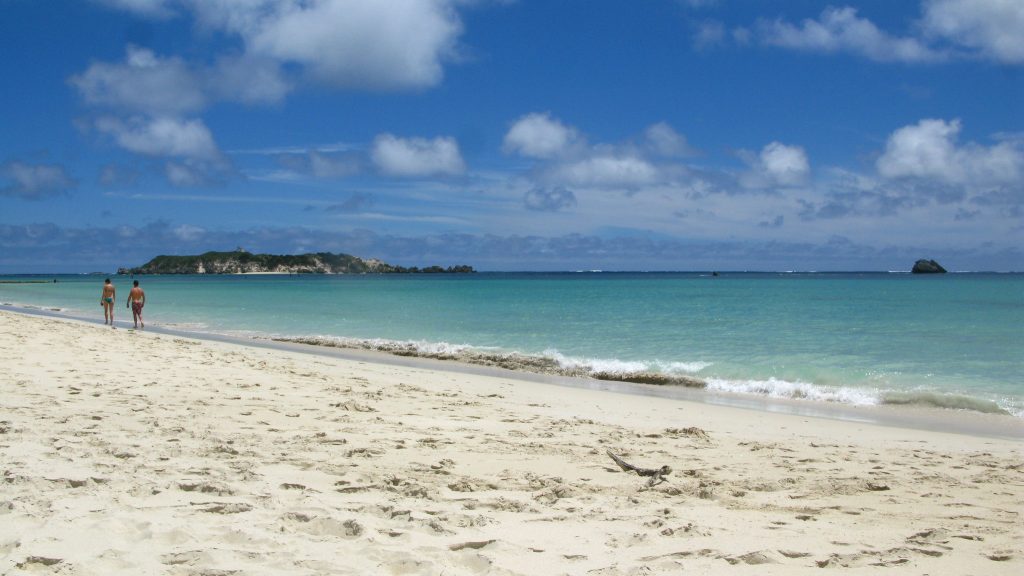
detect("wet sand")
[1,310,1021,574]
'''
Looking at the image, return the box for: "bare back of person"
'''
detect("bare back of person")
[127,281,146,329]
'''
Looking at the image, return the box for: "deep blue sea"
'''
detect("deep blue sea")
[2,272,1021,418]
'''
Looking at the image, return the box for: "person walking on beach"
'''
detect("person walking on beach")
[100,278,116,327]
[126,280,146,329]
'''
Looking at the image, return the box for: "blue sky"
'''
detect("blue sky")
[1,0,1022,272]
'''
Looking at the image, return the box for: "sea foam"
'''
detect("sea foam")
[273,336,707,387]
[273,334,1020,417]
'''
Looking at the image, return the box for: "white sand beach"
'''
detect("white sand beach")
[1,309,1021,575]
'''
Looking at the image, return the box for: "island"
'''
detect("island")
[911,259,947,274]
[117,249,474,275]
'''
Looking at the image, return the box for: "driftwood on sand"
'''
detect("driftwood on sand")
[606,450,672,487]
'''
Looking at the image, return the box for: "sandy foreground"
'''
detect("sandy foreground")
[1,311,1021,575]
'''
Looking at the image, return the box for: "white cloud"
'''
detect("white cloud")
[760,142,810,185]
[547,155,660,188]
[503,114,684,190]
[172,223,206,241]
[741,142,810,188]
[759,6,942,63]
[922,0,1024,63]
[371,134,465,177]
[877,118,1023,186]
[165,161,222,187]
[207,54,291,105]
[503,112,580,159]
[1,162,76,199]
[749,2,1024,64]
[190,0,463,90]
[644,122,693,157]
[70,46,205,115]
[93,0,174,18]
[694,20,726,49]
[166,163,198,187]
[524,186,576,212]
[309,152,360,179]
[72,46,291,114]
[95,116,219,159]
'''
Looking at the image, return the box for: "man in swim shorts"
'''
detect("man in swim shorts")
[126,280,146,329]
[100,278,116,327]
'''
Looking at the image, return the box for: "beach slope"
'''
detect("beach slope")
[0,310,1020,574]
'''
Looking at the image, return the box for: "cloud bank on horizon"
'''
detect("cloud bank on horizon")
[0,0,1021,271]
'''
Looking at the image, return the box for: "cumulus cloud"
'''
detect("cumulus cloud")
[876,119,1023,186]
[922,0,1024,63]
[644,122,694,157]
[745,1,1024,64]
[1,162,77,200]
[95,116,219,159]
[188,0,463,89]
[741,142,810,188]
[71,1,474,188]
[98,1,466,89]
[760,142,810,185]
[72,46,291,113]
[546,155,660,188]
[503,112,580,159]
[70,46,205,116]
[503,113,690,191]
[371,134,465,177]
[71,47,231,180]
[69,47,284,179]
[524,186,577,212]
[758,6,942,63]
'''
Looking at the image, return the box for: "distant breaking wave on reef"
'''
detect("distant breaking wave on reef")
[272,335,1019,418]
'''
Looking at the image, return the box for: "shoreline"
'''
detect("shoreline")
[1,308,1021,574]
[3,305,1022,440]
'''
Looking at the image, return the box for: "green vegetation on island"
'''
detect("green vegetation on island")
[118,249,474,275]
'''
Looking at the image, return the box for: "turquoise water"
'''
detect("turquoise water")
[2,272,1022,417]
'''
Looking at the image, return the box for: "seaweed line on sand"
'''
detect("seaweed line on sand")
[271,336,707,388]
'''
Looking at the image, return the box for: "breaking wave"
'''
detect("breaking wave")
[880,391,1013,416]
[273,335,1019,418]
[272,335,707,387]
[706,378,1014,416]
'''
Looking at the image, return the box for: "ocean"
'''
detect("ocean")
[2,272,1021,418]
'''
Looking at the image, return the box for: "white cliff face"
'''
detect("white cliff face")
[193,255,341,274]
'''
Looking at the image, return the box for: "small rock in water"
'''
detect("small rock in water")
[911,259,947,274]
